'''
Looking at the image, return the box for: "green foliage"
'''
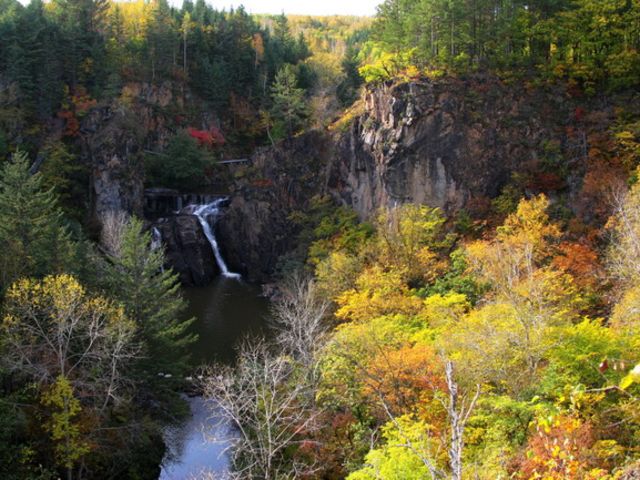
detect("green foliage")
[39,141,88,223]
[491,183,522,216]
[540,320,631,397]
[347,416,442,480]
[0,130,8,159]
[423,248,486,304]
[358,46,418,83]
[145,132,215,191]
[270,63,309,138]
[368,0,640,90]
[0,151,76,293]
[374,204,453,286]
[0,0,315,149]
[337,45,364,106]
[309,205,374,264]
[101,217,195,387]
[465,395,536,478]
[306,185,640,479]
[0,392,59,480]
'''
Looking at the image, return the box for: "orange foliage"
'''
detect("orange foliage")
[577,132,626,223]
[515,416,613,480]
[362,344,446,421]
[57,110,80,137]
[552,241,601,290]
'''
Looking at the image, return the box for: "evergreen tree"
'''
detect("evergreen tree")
[0,151,75,293]
[51,0,109,89]
[337,45,363,106]
[102,216,196,391]
[270,64,309,138]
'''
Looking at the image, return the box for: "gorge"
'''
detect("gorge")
[3,0,640,478]
[133,76,629,285]
[153,201,269,478]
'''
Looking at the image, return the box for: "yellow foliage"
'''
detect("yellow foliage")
[497,194,560,244]
[335,265,423,322]
[419,292,470,331]
[319,314,420,409]
[316,250,363,302]
[2,275,136,392]
[468,195,561,292]
[374,204,449,285]
[439,302,558,394]
[358,47,419,83]
[41,375,90,469]
[510,266,586,324]
[330,100,366,132]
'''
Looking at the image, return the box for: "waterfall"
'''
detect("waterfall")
[191,199,241,280]
[150,227,163,251]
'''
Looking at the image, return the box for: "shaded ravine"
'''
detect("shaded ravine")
[159,203,271,479]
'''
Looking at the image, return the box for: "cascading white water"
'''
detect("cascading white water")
[191,199,241,280]
[150,227,163,251]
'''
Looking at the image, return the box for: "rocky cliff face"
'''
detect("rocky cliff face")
[83,106,146,224]
[217,76,584,281]
[217,132,331,282]
[328,77,575,218]
[154,214,219,286]
[146,191,226,286]
[90,76,612,284]
[83,81,217,228]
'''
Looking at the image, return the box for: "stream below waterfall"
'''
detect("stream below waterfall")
[158,201,272,479]
[159,278,271,479]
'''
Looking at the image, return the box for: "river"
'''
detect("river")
[159,276,271,479]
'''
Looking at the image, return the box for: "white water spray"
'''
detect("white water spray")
[150,227,163,251]
[191,199,241,280]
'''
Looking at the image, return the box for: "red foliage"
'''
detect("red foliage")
[575,107,586,122]
[527,172,566,192]
[187,126,225,147]
[57,110,80,137]
[296,410,358,480]
[57,86,96,137]
[251,178,274,188]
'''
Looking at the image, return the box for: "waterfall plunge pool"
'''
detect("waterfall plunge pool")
[159,277,271,479]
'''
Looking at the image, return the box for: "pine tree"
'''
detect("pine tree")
[0,151,75,293]
[270,64,308,138]
[102,216,196,387]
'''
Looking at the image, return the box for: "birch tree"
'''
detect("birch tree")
[1,274,138,410]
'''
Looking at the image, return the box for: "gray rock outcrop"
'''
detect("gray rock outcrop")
[154,214,219,286]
